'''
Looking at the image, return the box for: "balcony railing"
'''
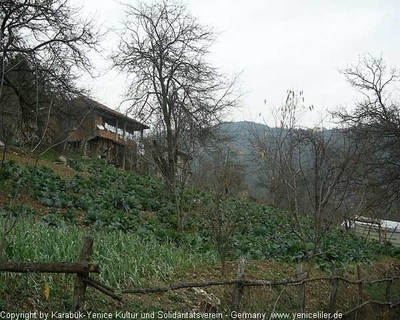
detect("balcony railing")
[95,129,137,148]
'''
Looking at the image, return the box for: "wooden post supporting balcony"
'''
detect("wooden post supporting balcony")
[122,121,127,170]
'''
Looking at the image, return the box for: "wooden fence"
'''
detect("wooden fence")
[1,236,400,318]
[121,259,400,317]
[0,236,121,311]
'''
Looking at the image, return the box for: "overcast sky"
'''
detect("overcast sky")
[74,0,400,128]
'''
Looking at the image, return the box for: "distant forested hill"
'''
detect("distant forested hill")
[215,121,338,201]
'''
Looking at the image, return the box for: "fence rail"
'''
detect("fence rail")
[120,258,400,317]
[0,236,118,311]
[0,261,99,273]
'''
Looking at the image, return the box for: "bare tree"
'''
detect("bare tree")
[336,54,400,220]
[0,0,102,148]
[250,91,361,264]
[202,185,245,275]
[249,91,308,206]
[0,0,101,259]
[112,0,239,192]
[195,144,246,197]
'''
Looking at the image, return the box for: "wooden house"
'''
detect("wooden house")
[57,97,149,170]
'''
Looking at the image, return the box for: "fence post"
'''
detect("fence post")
[328,268,338,313]
[231,256,246,312]
[354,264,363,320]
[71,236,94,312]
[386,264,394,303]
[296,264,306,313]
[386,263,394,317]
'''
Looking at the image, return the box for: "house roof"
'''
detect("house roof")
[75,97,150,131]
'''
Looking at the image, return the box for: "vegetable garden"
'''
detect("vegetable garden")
[1,157,400,314]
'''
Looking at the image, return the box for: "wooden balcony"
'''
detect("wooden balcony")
[95,129,137,148]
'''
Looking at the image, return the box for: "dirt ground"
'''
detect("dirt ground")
[1,149,80,179]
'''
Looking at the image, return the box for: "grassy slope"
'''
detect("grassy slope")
[0,151,400,318]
